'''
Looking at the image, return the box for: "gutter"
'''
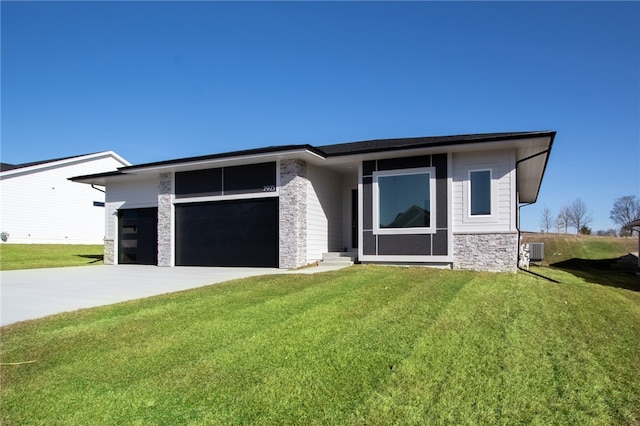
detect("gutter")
[515,149,560,283]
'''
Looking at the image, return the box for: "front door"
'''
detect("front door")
[352,189,358,249]
[118,208,158,265]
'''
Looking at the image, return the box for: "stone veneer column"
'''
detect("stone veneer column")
[157,172,173,267]
[279,159,308,269]
[453,232,519,273]
[103,239,115,265]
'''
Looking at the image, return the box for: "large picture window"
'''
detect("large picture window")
[373,167,436,234]
[469,169,492,216]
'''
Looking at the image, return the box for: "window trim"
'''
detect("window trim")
[464,166,498,223]
[372,167,436,235]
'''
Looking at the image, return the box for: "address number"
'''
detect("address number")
[263,185,276,192]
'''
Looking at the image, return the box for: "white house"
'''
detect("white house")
[71,131,555,272]
[0,151,131,244]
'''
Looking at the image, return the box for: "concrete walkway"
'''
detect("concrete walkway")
[0,263,348,327]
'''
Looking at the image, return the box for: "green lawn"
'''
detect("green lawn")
[2,266,639,425]
[0,244,103,270]
[522,233,639,291]
[522,233,637,266]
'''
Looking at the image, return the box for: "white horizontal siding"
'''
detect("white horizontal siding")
[0,155,125,244]
[452,150,516,233]
[306,165,343,263]
[105,176,159,240]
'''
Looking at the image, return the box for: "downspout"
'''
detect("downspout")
[515,149,560,283]
[91,184,105,193]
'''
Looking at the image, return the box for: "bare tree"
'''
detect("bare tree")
[540,206,553,233]
[556,207,570,234]
[609,195,640,236]
[565,198,592,234]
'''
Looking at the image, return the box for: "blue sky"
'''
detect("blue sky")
[2,1,638,233]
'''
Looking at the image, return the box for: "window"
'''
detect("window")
[469,170,492,216]
[373,167,436,234]
[175,162,276,198]
[175,168,222,198]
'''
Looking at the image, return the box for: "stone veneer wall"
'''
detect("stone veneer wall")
[104,239,115,265]
[157,173,173,267]
[453,232,518,273]
[279,159,307,269]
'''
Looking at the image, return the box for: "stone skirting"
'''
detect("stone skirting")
[453,232,518,273]
[279,159,307,269]
[157,173,173,267]
[104,238,115,265]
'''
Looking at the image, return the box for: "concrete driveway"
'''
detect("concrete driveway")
[0,264,346,327]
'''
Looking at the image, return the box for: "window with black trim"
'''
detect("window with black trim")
[469,169,492,216]
[175,162,276,198]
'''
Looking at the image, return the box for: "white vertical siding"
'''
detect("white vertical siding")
[105,176,159,240]
[452,150,516,233]
[306,165,343,263]
[0,155,127,244]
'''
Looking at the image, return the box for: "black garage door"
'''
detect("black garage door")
[175,198,278,267]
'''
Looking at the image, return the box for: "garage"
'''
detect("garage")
[175,198,279,267]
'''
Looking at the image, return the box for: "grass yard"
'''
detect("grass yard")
[0,244,103,270]
[522,233,637,265]
[1,265,639,425]
[522,233,639,291]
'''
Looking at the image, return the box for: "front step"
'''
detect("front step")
[321,252,357,267]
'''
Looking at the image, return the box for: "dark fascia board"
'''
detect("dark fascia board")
[0,163,17,172]
[120,144,324,172]
[106,131,555,172]
[69,131,556,184]
[317,131,556,157]
[69,170,124,182]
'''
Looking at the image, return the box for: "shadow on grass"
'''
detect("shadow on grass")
[550,257,640,292]
[75,254,104,264]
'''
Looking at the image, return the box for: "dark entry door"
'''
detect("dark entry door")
[352,189,359,249]
[175,198,278,267]
[118,208,158,265]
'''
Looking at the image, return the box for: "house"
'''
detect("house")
[0,151,131,244]
[628,218,640,274]
[70,131,555,272]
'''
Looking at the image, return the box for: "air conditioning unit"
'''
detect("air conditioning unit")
[529,243,544,262]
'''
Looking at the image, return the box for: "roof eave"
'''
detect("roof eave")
[68,171,126,186]
[516,132,556,204]
[120,145,325,174]
[319,131,556,157]
[0,151,130,178]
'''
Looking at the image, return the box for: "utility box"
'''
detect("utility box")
[529,243,545,262]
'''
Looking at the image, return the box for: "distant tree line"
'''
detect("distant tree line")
[538,195,640,236]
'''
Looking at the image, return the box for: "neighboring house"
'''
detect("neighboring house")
[1,151,131,244]
[628,218,640,274]
[71,131,555,272]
